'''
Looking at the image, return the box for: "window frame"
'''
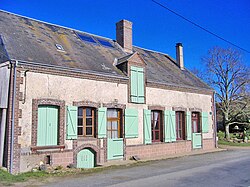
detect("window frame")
[192,112,201,133]
[151,110,163,142]
[107,109,122,139]
[176,111,186,140]
[77,107,96,137]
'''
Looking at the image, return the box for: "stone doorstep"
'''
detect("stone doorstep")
[101,148,225,167]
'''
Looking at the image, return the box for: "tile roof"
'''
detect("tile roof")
[0,10,212,91]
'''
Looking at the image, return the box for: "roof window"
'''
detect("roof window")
[55,44,65,51]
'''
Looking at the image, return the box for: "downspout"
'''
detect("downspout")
[213,91,217,148]
[10,60,17,174]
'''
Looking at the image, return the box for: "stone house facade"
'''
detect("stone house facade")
[0,10,216,173]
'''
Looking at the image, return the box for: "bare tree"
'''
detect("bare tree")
[203,47,249,140]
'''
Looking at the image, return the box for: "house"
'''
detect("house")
[0,10,216,174]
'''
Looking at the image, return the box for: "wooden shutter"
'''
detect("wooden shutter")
[186,112,192,140]
[37,106,47,146]
[169,111,176,142]
[143,109,151,144]
[98,107,107,138]
[47,106,58,145]
[66,106,78,140]
[125,108,138,138]
[164,110,171,142]
[130,66,138,103]
[202,112,209,133]
[137,67,145,103]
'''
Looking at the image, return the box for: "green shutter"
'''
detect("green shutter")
[98,107,107,138]
[143,109,151,144]
[164,110,171,142]
[192,133,202,149]
[125,108,138,138]
[137,67,145,103]
[37,106,47,146]
[47,106,58,145]
[131,66,138,103]
[169,111,176,142]
[37,106,58,146]
[66,106,78,140]
[186,112,192,140]
[202,112,209,133]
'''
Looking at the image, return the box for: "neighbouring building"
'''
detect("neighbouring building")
[0,10,216,174]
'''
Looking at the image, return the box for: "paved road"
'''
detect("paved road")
[45,149,250,187]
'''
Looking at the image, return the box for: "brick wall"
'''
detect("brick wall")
[52,152,73,167]
[126,141,192,160]
[203,138,215,150]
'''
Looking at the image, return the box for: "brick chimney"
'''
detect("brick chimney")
[116,20,133,53]
[176,43,184,70]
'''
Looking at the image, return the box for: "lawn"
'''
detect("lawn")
[217,131,250,147]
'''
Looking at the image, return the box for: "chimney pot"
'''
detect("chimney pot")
[116,20,133,53]
[176,43,184,70]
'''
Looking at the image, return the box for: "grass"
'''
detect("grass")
[217,131,250,147]
[0,168,49,186]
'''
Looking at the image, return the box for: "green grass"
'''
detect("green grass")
[0,168,49,186]
[217,131,250,147]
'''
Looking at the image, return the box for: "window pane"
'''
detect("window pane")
[154,120,159,129]
[112,131,118,139]
[78,127,83,135]
[86,127,92,135]
[193,121,197,133]
[108,131,112,138]
[107,121,112,129]
[78,118,83,126]
[155,131,159,140]
[86,118,92,126]
[112,121,118,130]
[107,109,118,118]
[78,108,83,116]
[86,108,92,117]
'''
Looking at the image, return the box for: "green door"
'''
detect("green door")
[191,112,202,149]
[107,109,124,160]
[192,133,202,149]
[107,138,124,160]
[37,106,58,146]
[77,149,95,168]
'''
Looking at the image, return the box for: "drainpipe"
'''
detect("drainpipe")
[10,60,17,174]
[213,91,217,148]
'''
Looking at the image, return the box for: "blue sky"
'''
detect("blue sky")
[1,0,249,69]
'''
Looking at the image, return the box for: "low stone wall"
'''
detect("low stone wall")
[125,141,192,160]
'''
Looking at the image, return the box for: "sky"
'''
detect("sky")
[1,0,249,70]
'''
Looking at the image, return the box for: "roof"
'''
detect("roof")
[0,10,212,91]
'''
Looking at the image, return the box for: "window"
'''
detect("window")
[78,107,96,137]
[176,111,185,140]
[107,109,122,139]
[55,44,64,51]
[37,105,59,146]
[130,66,145,103]
[192,112,201,133]
[151,111,163,142]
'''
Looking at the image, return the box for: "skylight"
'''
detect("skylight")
[96,38,114,48]
[55,44,64,51]
[77,33,97,44]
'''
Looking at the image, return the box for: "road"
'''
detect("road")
[45,149,250,187]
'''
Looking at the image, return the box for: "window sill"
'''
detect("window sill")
[31,145,65,152]
[77,136,97,141]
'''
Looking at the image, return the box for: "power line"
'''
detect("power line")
[152,0,250,54]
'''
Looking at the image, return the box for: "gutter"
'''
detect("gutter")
[9,60,17,174]
[213,91,218,148]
